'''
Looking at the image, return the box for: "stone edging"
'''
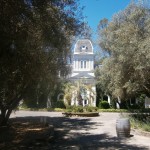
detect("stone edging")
[62,112,99,117]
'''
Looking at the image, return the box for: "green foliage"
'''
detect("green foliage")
[65,105,98,113]
[99,101,110,109]
[98,108,150,113]
[84,106,98,112]
[72,106,84,113]
[97,1,150,102]
[0,0,83,126]
[128,104,141,109]
[130,114,150,132]
[64,93,72,106]
[98,109,128,113]
[22,99,37,108]
[55,100,66,109]
[65,106,74,112]
[54,108,65,112]
[110,99,117,109]
[64,81,96,107]
[66,105,84,112]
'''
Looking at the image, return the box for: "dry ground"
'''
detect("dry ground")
[0,111,149,150]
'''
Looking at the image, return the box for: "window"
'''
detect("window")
[84,61,86,68]
[80,46,88,52]
[84,100,87,105]
[81,61,83,68]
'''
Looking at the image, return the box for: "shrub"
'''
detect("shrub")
[21,99,37,108]
[54,108,64,112]
[99,100,110,109]
[55,100,66,108]
[65,105,98,113]
[129,113,150,132]
[72,106,84,113]
[128,104,140,109]
[110,99,117,109]
[98,109,128,112]
[84,106,98,112]
[47,108,54,111]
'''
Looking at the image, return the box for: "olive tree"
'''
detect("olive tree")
[97,1,150,107]
[0,0,83,126]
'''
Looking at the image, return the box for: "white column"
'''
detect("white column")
[74,60,75,70]
[91,61,93,69]
[90,60,92,70]
[82,100,84,107]
[76,60,77,70]
[117,97,121,109]
[87,60,89,69]
[107,95,111,104]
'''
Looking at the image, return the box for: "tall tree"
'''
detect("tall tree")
[0,0,83,126]
[96,1,150,107]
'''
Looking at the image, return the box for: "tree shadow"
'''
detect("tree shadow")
[0,115,149,150]
[51,133,149,150]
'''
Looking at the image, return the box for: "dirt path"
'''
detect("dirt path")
[11,111,150,150]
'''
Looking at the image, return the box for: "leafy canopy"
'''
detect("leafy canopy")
[96,1,150,100]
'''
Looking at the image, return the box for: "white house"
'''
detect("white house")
[145,97,150,108]
[68,39,96,106]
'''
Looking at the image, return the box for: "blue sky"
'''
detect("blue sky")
[79,0,131,33]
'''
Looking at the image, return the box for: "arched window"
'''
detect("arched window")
[80,46,88,52]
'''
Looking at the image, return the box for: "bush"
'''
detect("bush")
[129,114,150,132]
[98,109,128,112]
[84,106,98,112]
[55,100,66,108]
[54,108,65,112]
[99,100,110,109]
[22,99,37,108]
[128,104,140,109]
[65,105,98,113]
[72,106,84,113]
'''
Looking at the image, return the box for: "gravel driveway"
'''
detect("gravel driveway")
[11,111,150,150]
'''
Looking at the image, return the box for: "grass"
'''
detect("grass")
[19,107,65,112]
[129,114,150,132]
[98,109,128,113]
[19,106,150,114]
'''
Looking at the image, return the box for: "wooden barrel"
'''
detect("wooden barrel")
[116,118,130,138]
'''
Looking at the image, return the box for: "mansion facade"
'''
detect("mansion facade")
[68,39,96,106]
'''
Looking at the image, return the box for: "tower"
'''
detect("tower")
[69,39,96,106]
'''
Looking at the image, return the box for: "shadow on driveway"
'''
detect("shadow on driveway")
[2,116,149,150]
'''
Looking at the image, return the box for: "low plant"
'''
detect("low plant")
[84,106,98,112]
[129,114,150,132]
[72,106,84,113]
[55,100,66,109]
[98,109,128,112]
[99,101,110,109]
[54,108,65,112]
[65,105,98,113]
[47,108,54,111]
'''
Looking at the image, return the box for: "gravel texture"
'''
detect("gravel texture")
[10,111,150,150]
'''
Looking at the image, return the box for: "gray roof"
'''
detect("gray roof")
[69,72,95,79]
[74,39,93,53]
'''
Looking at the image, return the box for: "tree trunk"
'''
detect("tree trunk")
[0,108,12,126]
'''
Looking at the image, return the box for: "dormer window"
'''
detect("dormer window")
[80,45,88,52]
